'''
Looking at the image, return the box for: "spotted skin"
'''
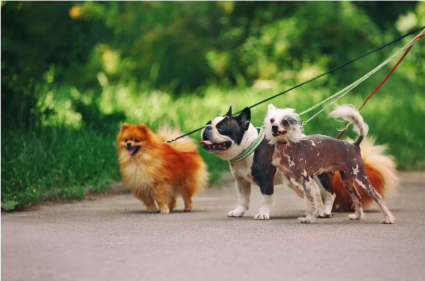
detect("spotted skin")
[299,176,323,223]
[273,134,395,224]
[340,171,364,220]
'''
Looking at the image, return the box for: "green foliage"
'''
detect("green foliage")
[1,1,424,210]
[1,200,19,211]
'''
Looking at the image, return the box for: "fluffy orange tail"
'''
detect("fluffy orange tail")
[331,137,399,212]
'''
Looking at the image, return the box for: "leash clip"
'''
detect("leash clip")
[165,138,175,144]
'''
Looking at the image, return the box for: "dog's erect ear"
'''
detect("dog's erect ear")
[138,124,148,133]
[120,123,130,132]
[268,104,276,112]
[224,105,233,117]
[237,107,251,131]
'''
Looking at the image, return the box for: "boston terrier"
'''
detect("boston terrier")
[199,106,335,221]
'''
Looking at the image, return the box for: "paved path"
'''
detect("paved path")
[2,172,425,281]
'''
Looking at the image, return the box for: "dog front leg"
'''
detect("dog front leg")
[284,175,305,198]
[254,194,273,220]
[298,177,323,224]
[228,178,251,217]
[254,183,274,220]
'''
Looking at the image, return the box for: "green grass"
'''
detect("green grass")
[1,126,120,210]
[2,68,425,210]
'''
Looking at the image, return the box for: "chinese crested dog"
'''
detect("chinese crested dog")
[264,104,395,224]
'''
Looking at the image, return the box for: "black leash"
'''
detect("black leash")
[165,26,425,143]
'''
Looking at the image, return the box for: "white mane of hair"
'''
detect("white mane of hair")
[264,104,306,144]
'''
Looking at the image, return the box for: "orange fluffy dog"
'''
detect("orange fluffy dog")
[117,123,208,213]
[331,137,399,212]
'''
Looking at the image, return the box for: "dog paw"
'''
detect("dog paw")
[146,206,159,213]
[184,209,192,212]
[318,213,331,218]
[299,214,317,224]
[382,216,395,224]
[160,209,170,214]
[298,216,313,224]
[228,208,245,217]
[254,212,270,220]
[348,213,361,220]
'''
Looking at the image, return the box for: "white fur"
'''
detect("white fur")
[329,104,369,137]
[203,111,337,221]
[264,104,306,144]
[201,117,258,161]
[352,165,359,176]
[315,175,336,217]
[254,195,273,220]
[228,179,251,217]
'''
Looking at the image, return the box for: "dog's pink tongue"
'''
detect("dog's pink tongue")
[127,147,136,155]
[198,140,213,145]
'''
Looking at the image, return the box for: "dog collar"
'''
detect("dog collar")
[230,128,265,163]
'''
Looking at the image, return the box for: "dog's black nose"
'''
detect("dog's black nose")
[272,125,278,132]
[127,142,131,148]
[205,126,212,130]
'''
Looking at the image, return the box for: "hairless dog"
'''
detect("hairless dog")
[264,104,395,224]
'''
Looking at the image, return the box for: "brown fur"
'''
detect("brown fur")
[117,123,208,213]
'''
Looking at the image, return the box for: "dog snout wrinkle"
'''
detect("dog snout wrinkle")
[202,129,213,141]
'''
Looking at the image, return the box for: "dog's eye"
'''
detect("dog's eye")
[134,138,140,143]
[282,120,289,126]
[270,118,275,123]
[125,138,128,142]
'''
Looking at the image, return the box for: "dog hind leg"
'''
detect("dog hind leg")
[319,189,335,218]
[181,191,193,212]
[169,196,177,211]
[350,163,395,224]
[339,171,364,220]
[314,175,335,218]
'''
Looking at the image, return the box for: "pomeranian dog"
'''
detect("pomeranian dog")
[117,123,208,213]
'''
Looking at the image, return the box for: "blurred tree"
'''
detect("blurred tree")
[1,1,421,128]
[1,1,111,128]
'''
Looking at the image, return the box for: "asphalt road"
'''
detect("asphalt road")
[2,172,425,281]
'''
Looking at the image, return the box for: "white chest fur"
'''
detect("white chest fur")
[119,151,158,192]
[229,155,256,185]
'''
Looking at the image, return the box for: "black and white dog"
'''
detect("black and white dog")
[199,106,335,221]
